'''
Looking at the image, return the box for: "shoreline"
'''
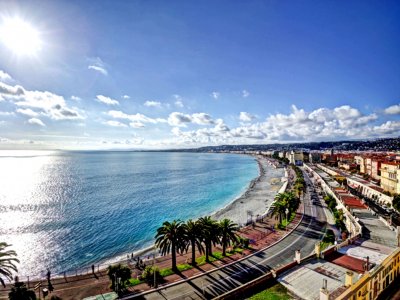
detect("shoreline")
[97,155,285,270]
[20,154,286,280]
[212,155,285,226]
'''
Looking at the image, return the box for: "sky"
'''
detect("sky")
[0,0,399,150]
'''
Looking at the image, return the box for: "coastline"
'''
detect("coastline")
[23,154,285,280]
[100,155,285,269]
[212,155,285,226]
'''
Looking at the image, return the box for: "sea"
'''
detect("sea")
[0,151,259,278]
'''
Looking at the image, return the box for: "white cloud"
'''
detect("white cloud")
[242,90,250,98]
[28,118,45,127]
[16,91,84,120]
[168,112,192,127]
[71,96,81,101]
[88,65,108,75]
[96,95,119,106]
[0,111,15,116]
[144,100,162,107]
[122,95,130,99]
[0,82,25,96]
[16,108,39,117]
[0,81,84,121]
[107,110,166,128]
[169,104,385,145]
[88,57,108,75]
[104,120,128,128]
[211,91,220,100]
[384,104,400,115]
[173,95,184,108]
[373,121,400,135]
[239,112,255,122]
[191,113,215,125]
[0,70,12,82]
[167,112,215,127]
[175,100,184,108]
[129,121,145,128]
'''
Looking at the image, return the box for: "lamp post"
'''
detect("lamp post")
[285,208,289,231]
[153,244,157,288]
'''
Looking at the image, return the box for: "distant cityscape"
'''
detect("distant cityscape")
[194,137,400,201]
[180,137,400,153]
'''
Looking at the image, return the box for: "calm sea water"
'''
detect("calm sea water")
[0,151,258,277]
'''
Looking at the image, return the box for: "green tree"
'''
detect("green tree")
[219,219,239,256]
[140,266,162,287]
[294,181,304,198]
[155,220,185,271]
[269,198,287,224]
[8,277,36,300]
[106,264,131,293]
[182,219,204,265]
[0,242,19,288]
[393,194,400,212]
[285,191,299,214]
[198,216,220,262]
[324,194,337,211]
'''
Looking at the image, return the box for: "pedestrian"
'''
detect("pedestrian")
[91,264,95,273]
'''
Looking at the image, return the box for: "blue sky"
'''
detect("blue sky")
[0,0,399,149]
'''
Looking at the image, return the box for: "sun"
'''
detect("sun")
[0,17,42,56]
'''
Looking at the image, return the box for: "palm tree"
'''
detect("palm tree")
[269,199,286,224]
[8,277,36,300]
[198,216,219,262]
[285,191,299,213]
[182,219,204,265]
[106,264,131,293]
[294,181,304,198]
[155,220,184,271]
[219,219,239,256]
[0,242,19,288]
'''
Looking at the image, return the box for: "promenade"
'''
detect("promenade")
[121,167,327,300]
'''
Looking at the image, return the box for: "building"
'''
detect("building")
[380,161,400,195]
[278,151,286,159]
[371,159,383,181]
[309,152,322,163]
[289,151,304,165]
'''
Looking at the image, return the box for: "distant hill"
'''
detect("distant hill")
[161,137,400,153]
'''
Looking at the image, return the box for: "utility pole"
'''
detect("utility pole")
[153,245,157,288]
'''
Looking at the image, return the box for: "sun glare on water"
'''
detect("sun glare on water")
[0,17,42,56]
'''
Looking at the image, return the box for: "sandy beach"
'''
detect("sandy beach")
[213,155,286,226]
[100,155,285,269]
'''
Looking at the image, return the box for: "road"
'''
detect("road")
[125,169,329,300]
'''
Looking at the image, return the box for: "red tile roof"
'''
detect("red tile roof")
[325,252,368,274]
[340,195,367,209]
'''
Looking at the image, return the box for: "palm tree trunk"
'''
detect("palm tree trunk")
[191,239,196,265]
[205,240,210,262]
[172,241,177,271]
[222,234,227,256]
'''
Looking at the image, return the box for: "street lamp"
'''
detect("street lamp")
[153,244,157,288]
[285,208,289,231]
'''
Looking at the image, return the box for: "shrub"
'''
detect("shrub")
[323,229,335,244]
[106,264,131,292]
[141,266,162,287]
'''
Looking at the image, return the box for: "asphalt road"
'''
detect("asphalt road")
[125,169,328,300]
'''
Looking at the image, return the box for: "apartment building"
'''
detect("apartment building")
[289,151,304,165]
[371,159,383,181]
[380,161,400,195]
